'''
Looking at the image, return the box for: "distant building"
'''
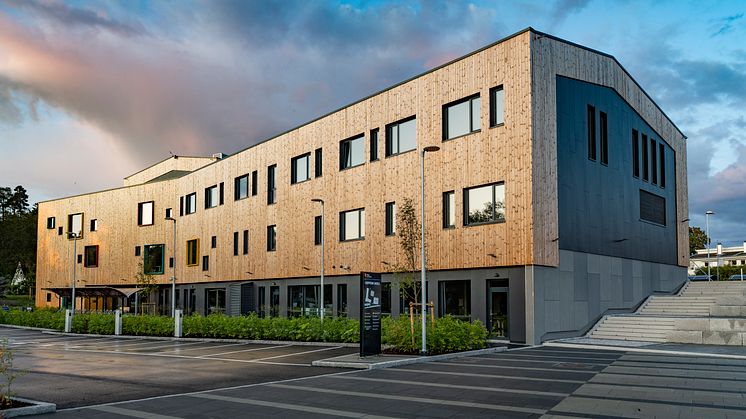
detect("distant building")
[36,28,688,345]
[689,242,746,275]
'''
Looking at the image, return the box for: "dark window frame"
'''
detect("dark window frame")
[202,255,209,271]
[315,148,323,178]
[659,143,666,188]
[463,182,506,226]
[385,202,396,236]
[267,225,277,251]
[185,193,197,214]
[267,164,277,204]
[186,239,199,266]
[211,235,217,249]
[243,230,249,255]
[291,152,311,184]
[385,115,417,157]
[314,215,322,246]
[489,85,505,127]
[233,231,239,256]
[639,189,666,226]
[599,111,608,165]
[370,128,379,161]
[84,245,99,268]
[642,133,649,181]
[339,133,365,170]
[443,190,455,228]
[632,129,640,178]
[205,185,218,209]
[235,173,250,200]
[67,213,84,238]
[443,93,481,141]
[339,208,365,241]
[587,105,596,161]
[137,201,154,226]
[251,170,258,196]
[90,219,97,232]
[143,243,165,275]
[650,138,658,185]
[46,217,55,229]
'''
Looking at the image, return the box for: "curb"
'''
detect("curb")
[544,341,746,360]
[313,346,507,369]
[1,397,56,418]
[0,324,56,332]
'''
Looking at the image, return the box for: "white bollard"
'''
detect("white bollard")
[64,309,73,333]
[114,309,122,336]
[174,309,183,338]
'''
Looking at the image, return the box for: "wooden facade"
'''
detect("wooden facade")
[35,29,687,309]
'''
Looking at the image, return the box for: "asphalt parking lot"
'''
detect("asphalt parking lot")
[0,326,355,409]
[5,326,746,418]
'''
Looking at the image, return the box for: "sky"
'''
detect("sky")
[0,0,744,246]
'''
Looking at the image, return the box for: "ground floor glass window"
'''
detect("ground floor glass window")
[438,280,471,321]
[205,288,226,315]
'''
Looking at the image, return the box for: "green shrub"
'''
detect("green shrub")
[0,308,486,354]
[382,315,488,355]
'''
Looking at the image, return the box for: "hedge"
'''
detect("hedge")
[0,309,487,354]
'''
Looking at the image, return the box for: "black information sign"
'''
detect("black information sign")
[360,272,382,357]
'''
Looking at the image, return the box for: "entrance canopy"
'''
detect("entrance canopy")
[43,286,142,299]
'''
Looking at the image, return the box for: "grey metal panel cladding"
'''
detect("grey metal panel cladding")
[556,76,677,265]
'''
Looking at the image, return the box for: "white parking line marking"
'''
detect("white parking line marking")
[434,361,598,374]
[90,405,183,419]
[197,344,292,358]
[159,342,245,354]
[253,346,343,361]
[394,368,586,383]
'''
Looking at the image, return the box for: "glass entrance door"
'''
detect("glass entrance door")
[487,279,509,338]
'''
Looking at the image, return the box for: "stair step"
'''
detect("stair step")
[600,322,676,328]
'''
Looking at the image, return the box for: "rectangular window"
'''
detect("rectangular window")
[291,153,311,184]
[489,85,504,127]
[90,219,97,232]
[165,208,173,219]
[340,134,365,169]
[205,185,218,208]
[640,189,666,226]
[251,170,258,196]
[443,191,455,228]
[438,280,471,320]
[314,148,323,177]
[180,196,184,216]
[186,193,197,214]
[84,245,99,268]
[267,164,276,204]
[337,284,347,317]
[68,213,84,238]
[267,225,276,251]
[205,288,225,315]
[340,208,365,241]
[385,202,396,236]
[287,284,331,317]
[235,174,249,200]
[370,128,379,161]
[587,105,596,160]
[632,129,640,178]
[258,286,266,317]
[77,254,82,264]
[464,183,505,225]
[135,246,141,256]
[233,232,239,256]
[202,255,209,271]
[169,257,173,268]
[46,293,51,302]
[381,282,391,315]
[659,143,666,188]
[211,235,217,249]
[186,239,199,266]
[243,230,249,255]
[642,134,649,181]
[443,94,480,140]
[219,182,224,205]
[386,116,416,156]
[144,244,164,274]
[46,217,55,229]
[650,138,658,185]
[314,215,322,246]
[270,286,280,317]
[600,111,608,165]
[58,226,63,235]
[138,201,154,226]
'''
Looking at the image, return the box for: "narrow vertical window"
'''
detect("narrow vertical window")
[46,217,55,229]
[235,174,249,200]
[179,196,184,216]
[315,148,323,177]
[659,143,666,188]
[90,219,98,232]
[84,245,99,268]
[267,225,276,251]
[251,170,258,196]
[314,215,322,245]
[202,255,209,271]
[443,191,455,228]
[587,105,596,161]
[599,111,608,165]
[243,230,249,255]
[211,236,217,249]
[291,153,310,184]
[233,232,239,256]
[135,246,141,256]
[186,239,199,266]
[385,202,396,236]
[219,182,224,205]
[205,185,218,208]
[185,193,197,214]
[267,164,276,204]
[370,128,379,161]
[650,138,658,185]
[642,133,649,181]
[489,85,504,127]
[632,129,640,178]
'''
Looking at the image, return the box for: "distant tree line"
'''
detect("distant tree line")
[0,186,37,296]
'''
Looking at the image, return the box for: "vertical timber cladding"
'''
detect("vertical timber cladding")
[37,29,539,307]
[530,31,688,268]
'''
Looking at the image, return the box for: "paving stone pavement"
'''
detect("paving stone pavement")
[22,342,746,418]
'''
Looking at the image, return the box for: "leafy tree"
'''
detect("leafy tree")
[393,198,424,312]
[467,200,505,224]
[695,264,745,281]
[0,187,11,220]
[135,261,159,314]
[689,226,709,255]
[0,189,36,298]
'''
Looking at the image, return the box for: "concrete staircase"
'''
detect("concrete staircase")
[587,281,746,344]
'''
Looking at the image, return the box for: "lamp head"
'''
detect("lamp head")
[706,210,715,215]
[311,198,324,204]
[423,146,440,153]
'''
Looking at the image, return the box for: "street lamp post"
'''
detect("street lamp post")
[69,232,81,312]
[311,198,325,322]
[420,145,440,356]
[706,210,714,281]
[165,215,177,318]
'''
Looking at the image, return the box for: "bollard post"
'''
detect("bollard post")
[114,309,122,336]
[174,309,183,338]
[64,309,72,333]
